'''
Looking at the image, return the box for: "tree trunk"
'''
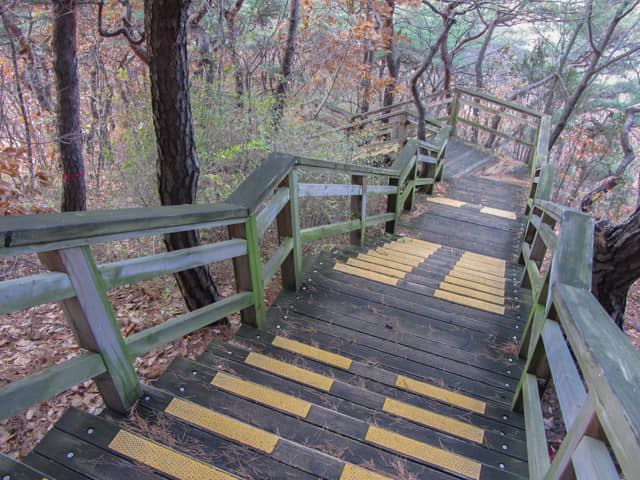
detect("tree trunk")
[274,0,299,124]
[592,208,640,328]
[145,0,221,310]
[382,0,399,107]
[52,0,86,212]
[411,17,454,140]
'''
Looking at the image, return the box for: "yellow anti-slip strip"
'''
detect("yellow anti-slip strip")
[165,398,279,453]
[447,269,504,289]
[109,430,239,480]
[439,282,505,305]
[340,464,393,480]
[456,258,505,276]
[246,352,334,391]
[434,289,506,315]
[382,398,484,444]
[334,263,399,286]
[367,247,422,266]
[356,253,413,272]
[460,251,506,267]
[480,206,517,220]
[366,426,481,480]
[443,274,504,296]
[396,375,486,414]
[347,258,407,279]
[273,336,353,370]
[212,372,312,417]
[374,247,423,266]
[427,197,467,208]
[449,265,505,287]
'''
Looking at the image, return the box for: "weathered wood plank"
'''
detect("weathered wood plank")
[350,175,367,246]
[228,218,265,328]
[455,116,535,147]
[39,247,141,413]
[0,204,246,257]
[298,183,362,198]
[278,172,301,291]
[367,185,397,195]
[365,213,395,226]
[543,395,596,480]
[227,152,296,215]
[1,239,247,316]
[571,436,619,480]
[456,87,543,119]
[262,238,294,284]
[256,188,290,236]
[542,320,587,429]
[127,292,254,357]
[549,210,593,291]
[296,157,397,177]
[0,352,105,420]
[552,283,640,479]
[300,219,361,243]
[459,101,540,128]
[522,373,550,480]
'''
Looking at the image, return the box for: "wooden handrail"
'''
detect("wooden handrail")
[515,141,640,479]
[0,124,449,420]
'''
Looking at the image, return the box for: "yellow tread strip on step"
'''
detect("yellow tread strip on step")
[480,206,517,220]
[446,269,505,289]
[366,426,482,480]
[434,289,506,315]
[373,248,423,266]
[438,282,505,305]
[451,264,505,282]
[109,430,239,480]
[455,259,505,276]
[443,274,504,296]
[245,352,334,391]
[356,253,413,272]
[346,258,407,279]
[427,197,467,208]
[334,263,399,286]
[340,464,393,480]
[211,372,312,417]
[382,398,484,444]
[165,398,278,453]
[396,375,486,414]
[460,251,506,267]
[273,336,353,370]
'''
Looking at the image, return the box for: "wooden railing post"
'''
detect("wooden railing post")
[38,247,141,413]
[385,178,399,234]
[228,217,265,328]
[350,175,367,246]
[449,89,461,137]
[278,170,302,291]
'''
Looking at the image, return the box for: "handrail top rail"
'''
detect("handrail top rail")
[553,282,640,476]
[455,86,544,119]
[0,137,432,256]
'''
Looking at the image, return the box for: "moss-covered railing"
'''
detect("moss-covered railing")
[513,125,640,478]
[0,125,444,420]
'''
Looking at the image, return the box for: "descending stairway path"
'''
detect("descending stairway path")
[9,141,532,480]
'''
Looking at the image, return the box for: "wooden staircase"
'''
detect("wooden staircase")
[7,228,529,479]
[4,90,640,480]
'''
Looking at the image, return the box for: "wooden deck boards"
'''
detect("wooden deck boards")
[19,139,532,480]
